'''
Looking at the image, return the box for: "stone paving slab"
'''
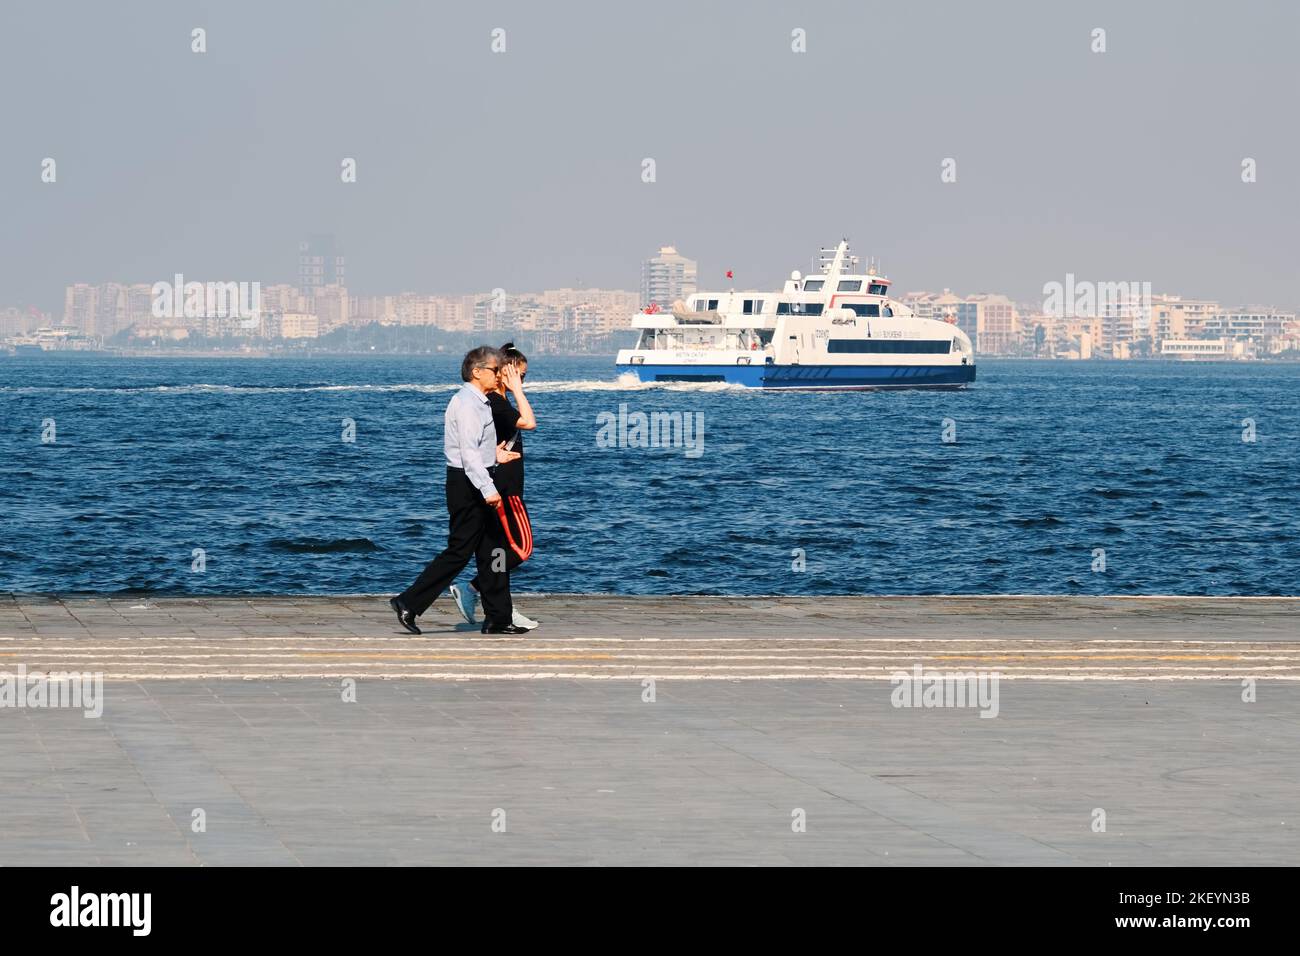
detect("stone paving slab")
[0,594,1296,865]
[0,679,1296,865]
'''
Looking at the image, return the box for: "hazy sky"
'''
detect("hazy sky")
[2,0,1297,312]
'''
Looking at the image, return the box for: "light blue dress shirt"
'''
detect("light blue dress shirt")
[444,382,499,500]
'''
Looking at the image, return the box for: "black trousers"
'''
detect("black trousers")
[398,467,512,627]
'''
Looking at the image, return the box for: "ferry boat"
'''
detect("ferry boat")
[615,241,975,389]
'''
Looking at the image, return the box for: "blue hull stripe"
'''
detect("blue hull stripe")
[615,363,976,389]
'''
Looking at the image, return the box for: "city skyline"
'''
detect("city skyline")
[4,233,1300,321]
[6,235,1300,316]
[9,250,1297,361]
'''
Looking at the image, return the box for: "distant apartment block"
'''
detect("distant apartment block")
[350,295,396,326]
[451,287,637,338]
[1014,321,1095,360]
[280,312,320,339]
[899,290,1017,354]
[640,246,697,309]
[311,284,350,334]
[62,282,157,337]
[1202,308,1297,345]
[0,306,50,336]
[358,294,471,331]
[63,283,97,330]
[966,293,1018,355]
[1099,296,1142,357]
[261,284,306,317]
[298,236,345,296]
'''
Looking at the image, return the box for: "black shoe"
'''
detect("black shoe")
[389,596,421,635]
[481,623,529,635]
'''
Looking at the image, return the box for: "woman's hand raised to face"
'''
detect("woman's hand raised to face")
[499,363,524,392]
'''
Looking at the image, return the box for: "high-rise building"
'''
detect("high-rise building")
[93,283,129,337]
[1149,295,1189,345]
[640,246,697,309]
[125,284,156,332]
[1097,287,1151,357]
[63,284,98,331]
[965,293,1019,355]
[298,235,345,295]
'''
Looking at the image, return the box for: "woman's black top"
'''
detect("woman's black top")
[487,391,524,496]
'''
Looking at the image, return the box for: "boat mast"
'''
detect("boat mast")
[819,239,850,286]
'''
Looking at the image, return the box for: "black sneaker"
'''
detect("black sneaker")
[389,596,421,635]
[481,623,529,635]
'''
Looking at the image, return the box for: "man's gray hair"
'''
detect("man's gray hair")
[461,345,504,382]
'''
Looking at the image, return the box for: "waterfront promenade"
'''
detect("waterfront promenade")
[1,594,1296,865]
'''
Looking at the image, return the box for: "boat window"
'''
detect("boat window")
[707,299,718,310]
[777,303,824,315]
[828,339,952,353]
[868,283,888,295]
[883,306,893,317]
[802,279,825,292]
[742,299,765,315]
[842,303,881,317]
[837,280,862,292]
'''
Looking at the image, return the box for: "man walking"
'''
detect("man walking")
[390,346,529,635]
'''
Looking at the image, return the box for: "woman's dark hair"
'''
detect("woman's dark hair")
[500,341,528,365]
[461,345,504,382]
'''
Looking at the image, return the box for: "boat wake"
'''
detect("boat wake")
[527,376,749,393]
[1,377,751,395]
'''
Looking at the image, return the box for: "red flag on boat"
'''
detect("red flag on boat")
[726,270,733,279]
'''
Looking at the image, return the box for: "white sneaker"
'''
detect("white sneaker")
[511,608,539,630]
[449,584,477,625]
